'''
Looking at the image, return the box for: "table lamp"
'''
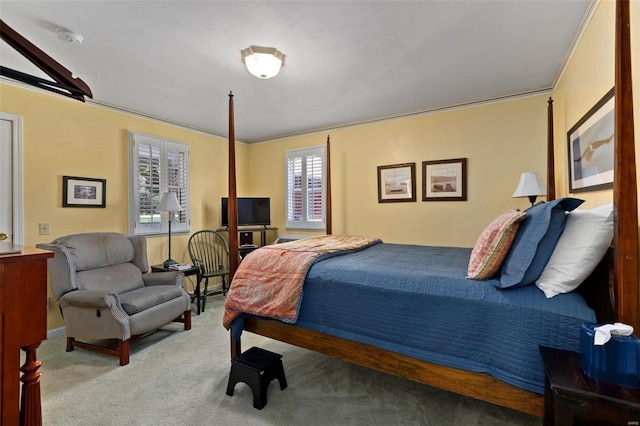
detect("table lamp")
[512,172,546,206]
[158,192,183,267]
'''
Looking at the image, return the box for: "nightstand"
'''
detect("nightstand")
[539,345,640,425]
[151,264,203,315]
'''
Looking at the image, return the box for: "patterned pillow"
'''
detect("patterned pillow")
[467,209,526,280]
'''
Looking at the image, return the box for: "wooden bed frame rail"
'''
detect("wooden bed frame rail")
[243,315,543,415]
[227,0,638,417]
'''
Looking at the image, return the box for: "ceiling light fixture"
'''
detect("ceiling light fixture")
[241,45,285,79]
[56,29,83,44]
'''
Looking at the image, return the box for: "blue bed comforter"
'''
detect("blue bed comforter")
[294,243,595,394]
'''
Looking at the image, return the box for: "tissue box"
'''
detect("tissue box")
[580,323,640,389]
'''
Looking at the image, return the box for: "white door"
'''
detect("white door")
[0,112,23,244]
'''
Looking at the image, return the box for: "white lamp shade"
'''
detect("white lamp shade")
[241,46,285,79]
[158,192,183,212]
[512,172,546,197]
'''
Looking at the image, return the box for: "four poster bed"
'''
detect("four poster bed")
[224,1,638,417]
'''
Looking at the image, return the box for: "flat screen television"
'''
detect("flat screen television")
[221,197,271,227]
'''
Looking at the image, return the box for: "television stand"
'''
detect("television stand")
[217,226,278,247]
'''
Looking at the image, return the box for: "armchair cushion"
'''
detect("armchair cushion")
[53,232,137,271]
[77,263,144,294]
[119,285,186,315]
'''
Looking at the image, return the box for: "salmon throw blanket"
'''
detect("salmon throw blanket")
[223,235,381,329]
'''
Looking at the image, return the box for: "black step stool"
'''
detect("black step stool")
[226,346,288,409]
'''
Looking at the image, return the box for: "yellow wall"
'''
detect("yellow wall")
[247,95,550,247]
[553,0,640,210]
[0,83,249,330]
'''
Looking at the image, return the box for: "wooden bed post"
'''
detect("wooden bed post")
[228,91,241,358]
[613,0,639,331]
[227,91,239,280]
[326,135,332,235]
[546,97,556,202]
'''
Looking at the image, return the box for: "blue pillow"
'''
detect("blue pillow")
[497,198,584,288]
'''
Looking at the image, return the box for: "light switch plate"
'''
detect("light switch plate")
[39,223,49,235]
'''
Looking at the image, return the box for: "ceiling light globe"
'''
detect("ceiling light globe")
[241,46,285,79]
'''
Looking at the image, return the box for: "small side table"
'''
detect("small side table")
[540,345,640,425]
[151,264,203,315]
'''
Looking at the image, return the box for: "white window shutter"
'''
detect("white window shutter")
[165,141,189,233]
[285,146,325,230]
[128,132,190,236]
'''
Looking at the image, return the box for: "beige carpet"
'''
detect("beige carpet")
[36,296,540,425]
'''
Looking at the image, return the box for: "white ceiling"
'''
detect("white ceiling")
[0,1,592,143]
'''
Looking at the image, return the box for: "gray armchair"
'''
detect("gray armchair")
[37,232,191,366]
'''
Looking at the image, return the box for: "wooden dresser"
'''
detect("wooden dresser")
[1,242,53,426]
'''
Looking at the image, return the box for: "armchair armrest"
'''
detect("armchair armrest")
[59,290,119,308]
[143,271,185,287]
[58,289,131,342]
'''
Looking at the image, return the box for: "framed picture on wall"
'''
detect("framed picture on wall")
[62,176,106,207]
[567,87,615,193]
[377,163,416,203]
[422,158,467,201]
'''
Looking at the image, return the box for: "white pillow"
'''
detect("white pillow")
[535,204,614,298]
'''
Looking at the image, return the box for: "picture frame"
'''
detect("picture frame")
[567,87,615,193]
[377,163,416,203]
[422,158,467,201]
[62,176,106,208]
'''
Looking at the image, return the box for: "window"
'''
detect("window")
[286,146,326,230]
[128,131,189,236]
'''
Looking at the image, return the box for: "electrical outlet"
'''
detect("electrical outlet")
[39,223,49,235]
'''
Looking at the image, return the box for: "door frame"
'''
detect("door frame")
[1,112,24,244]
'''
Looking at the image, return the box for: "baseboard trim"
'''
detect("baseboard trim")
[47,327,66,339]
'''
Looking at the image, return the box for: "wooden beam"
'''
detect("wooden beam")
[0,19,92,101]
